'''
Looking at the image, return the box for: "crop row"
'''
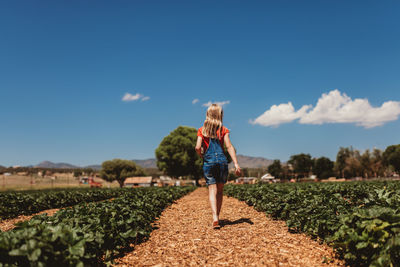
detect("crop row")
[224,181,400,266]
[0,188,127,220]
[0,186,195,266]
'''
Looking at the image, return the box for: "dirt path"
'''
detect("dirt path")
[0,208,60,232]
[115,187,344,266]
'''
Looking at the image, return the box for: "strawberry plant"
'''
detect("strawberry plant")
[0,188,126,220]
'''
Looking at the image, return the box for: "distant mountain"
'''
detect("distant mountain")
[0,165,5,169]
[36,161,79,169]
[228,154,274,169]
[133,159,157,168]
[136,155,273,169]
[33,154,273,171]
[33,160,155,170]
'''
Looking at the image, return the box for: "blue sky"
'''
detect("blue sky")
[1,0,400,167]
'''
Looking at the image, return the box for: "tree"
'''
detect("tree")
[155,126,202,185]
[83,168,94,176]
[344,150,362,178]
[360,150,372,178]
[99,159,145,188]
[371,148,385,177]
[281,165,292,180]
[268,160,283,179]
[228,171,238,181]
[241,168,249,177]
[383,144,400,174]
[73,169,82,178]
[335,147,351,178]
[313,157,334,180]
[288,153,313,178]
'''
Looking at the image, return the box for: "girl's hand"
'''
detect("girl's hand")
[234,164,242,176]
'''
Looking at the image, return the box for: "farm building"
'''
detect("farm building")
[124,176,153,187]
[260,173,275,182]
[159,175,175,186]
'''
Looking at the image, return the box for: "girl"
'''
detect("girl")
[195,104,241,229]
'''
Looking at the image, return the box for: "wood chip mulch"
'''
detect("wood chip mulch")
[0,208,60,232]
[115,187,344,266]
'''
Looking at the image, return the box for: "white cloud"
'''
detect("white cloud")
[192,98,199,104]
[202,100,230,107]
[250,102,311,127]
[251,89,400,128]
[300,90,400,128]
[122,93,149,102]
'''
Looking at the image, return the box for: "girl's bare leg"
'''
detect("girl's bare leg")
[216,183,224,217]
[208,184,218,222]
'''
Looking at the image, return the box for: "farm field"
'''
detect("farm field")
[0,186,195,266]
[0,175,120,191]
[1,181,399,266]
[224,181,400,266]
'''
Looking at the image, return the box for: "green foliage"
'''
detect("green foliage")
[83,168,94,176]
[334,147,387,179]
[383,144,400,174]
[0,186,195,266]
[360,150,373,178]
[288,153,313,178]
[314,157,334,179]
[331,206,400,266]
[268,160,283,179]
[371,149,386,178]
[344,151,363,178]
[241,168,249,177]
[73,169,82,178]
[100,159,145,187]
[0,188,123,220]
[144,168,163,179]
[335,147,352,177]
[228,171,238,181]
[224,181,400,266]
[155,126,202,181]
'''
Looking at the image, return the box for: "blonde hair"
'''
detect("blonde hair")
[202,104,223,138]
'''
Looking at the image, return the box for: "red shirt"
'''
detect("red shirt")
[197,126,230,150]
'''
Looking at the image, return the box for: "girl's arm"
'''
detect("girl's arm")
[195,136,203,157]
[224,133,242,176]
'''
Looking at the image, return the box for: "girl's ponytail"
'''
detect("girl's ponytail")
[202,104,223,138]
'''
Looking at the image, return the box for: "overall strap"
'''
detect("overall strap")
[209,137,224,153]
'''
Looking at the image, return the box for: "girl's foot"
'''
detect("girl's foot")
[212,220,221,229]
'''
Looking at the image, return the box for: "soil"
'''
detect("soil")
[115,187,344,266]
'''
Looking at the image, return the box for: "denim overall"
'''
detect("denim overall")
[203,138,228,185]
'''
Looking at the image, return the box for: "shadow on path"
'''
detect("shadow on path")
[219,218,254,228]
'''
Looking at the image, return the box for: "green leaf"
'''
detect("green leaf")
[28,248,41,261]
